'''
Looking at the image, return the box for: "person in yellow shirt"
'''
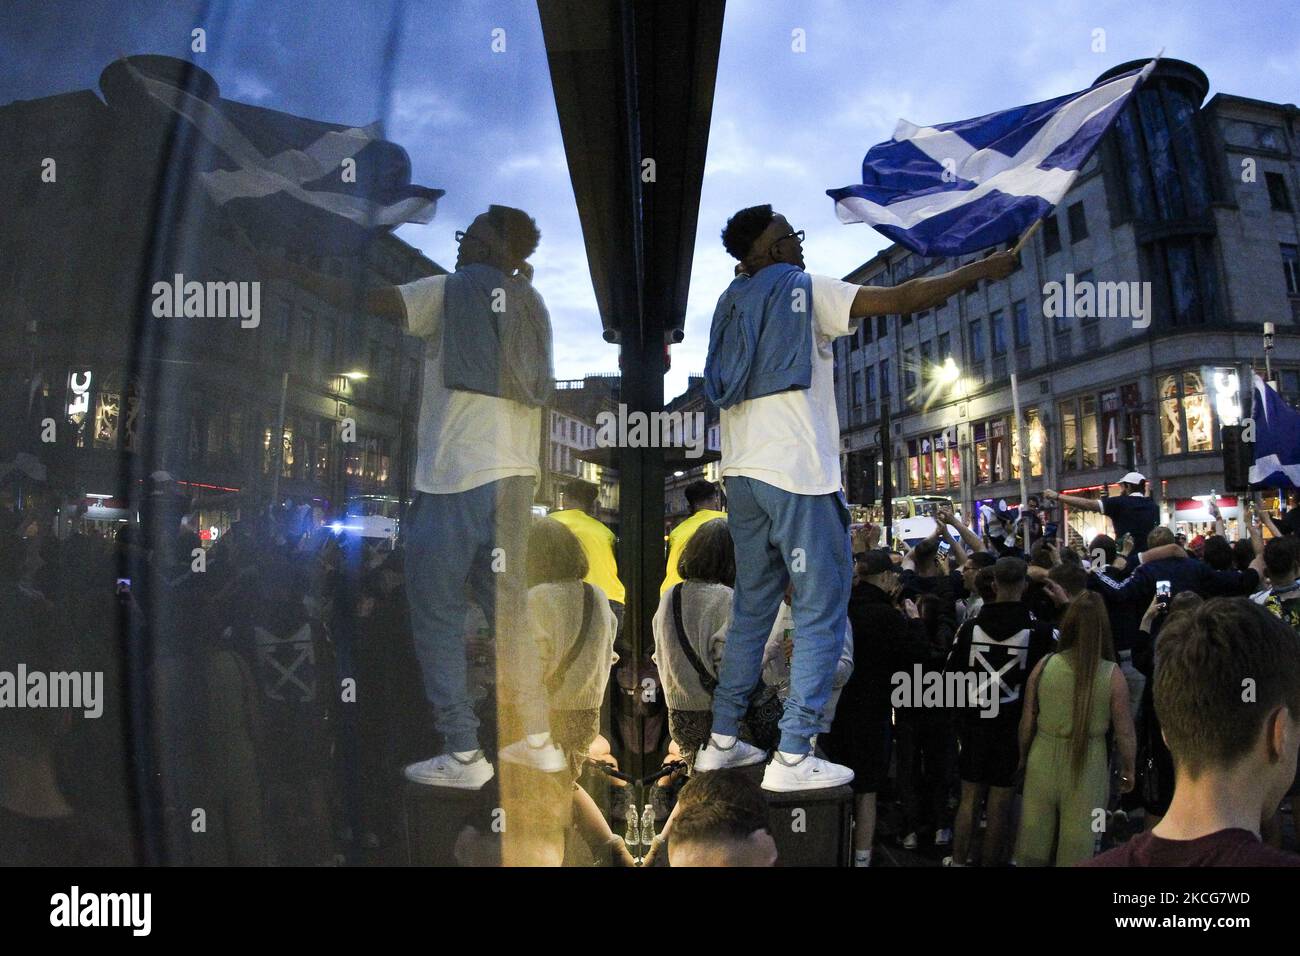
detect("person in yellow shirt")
[551,480,625,618]
[662,480,726,594]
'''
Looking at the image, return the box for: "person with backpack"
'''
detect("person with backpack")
[653,519,744,773]
[525,518,618,782]
[945,557,1056,866]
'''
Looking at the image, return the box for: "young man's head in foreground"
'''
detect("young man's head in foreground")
[1156,598,1300,814]
[667,769,777,867]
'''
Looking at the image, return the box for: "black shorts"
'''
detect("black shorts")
[821,713,893,794]
[957,720,1018,788]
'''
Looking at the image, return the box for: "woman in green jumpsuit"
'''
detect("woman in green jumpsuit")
[1015,592,1137,866]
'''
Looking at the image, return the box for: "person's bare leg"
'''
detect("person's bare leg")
[854,792,877,854]
[953,781,985,865]
[572,784,634,865]
[984,786,1016,866]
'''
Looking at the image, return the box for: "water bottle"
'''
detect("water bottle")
[623,801,640,849]
[640,803,656,848]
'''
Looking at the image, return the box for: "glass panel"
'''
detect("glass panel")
[0,3,642,869]
[1184,370,1213,452]
[1158,374,1184,455]
[1059,399,1078,471]
[1080,395,1099,469]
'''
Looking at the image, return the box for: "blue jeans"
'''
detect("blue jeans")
[712,476,852,754]
[403,477,548,753]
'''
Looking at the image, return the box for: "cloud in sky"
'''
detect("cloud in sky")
[1,0,1296,402]
[673,0,1300,396]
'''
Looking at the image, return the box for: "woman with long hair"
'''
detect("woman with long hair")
[1014,592,1136,865]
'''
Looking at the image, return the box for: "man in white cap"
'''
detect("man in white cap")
[1043,471,1159,552]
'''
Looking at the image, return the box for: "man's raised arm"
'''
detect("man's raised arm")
[1042,489,1103,513]
[850,251,1017,319]
[257,250,407,325]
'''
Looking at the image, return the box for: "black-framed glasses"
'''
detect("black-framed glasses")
[773,229,805,246]
[455,230,491,249]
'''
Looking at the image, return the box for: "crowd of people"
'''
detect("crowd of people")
[649,472,1300,867]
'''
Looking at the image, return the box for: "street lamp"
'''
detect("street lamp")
[937,355,960,386]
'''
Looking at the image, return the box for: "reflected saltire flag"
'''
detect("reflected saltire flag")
[827,58,1157,257]
[1249,374,1300,488]
[105,55,443,255]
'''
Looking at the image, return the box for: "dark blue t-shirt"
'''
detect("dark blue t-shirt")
[1100,494,1159,552]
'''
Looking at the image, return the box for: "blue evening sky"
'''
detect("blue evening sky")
[2,0,1297,399]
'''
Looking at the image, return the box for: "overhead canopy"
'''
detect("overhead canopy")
[537,0,724,346]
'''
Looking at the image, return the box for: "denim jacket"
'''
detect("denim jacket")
[703,263,813,409]
[441,263,554,407]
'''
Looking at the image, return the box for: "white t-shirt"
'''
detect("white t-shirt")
[399,275,541,495]
[719,273,861,495]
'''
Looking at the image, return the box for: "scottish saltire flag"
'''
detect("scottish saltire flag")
[113,56,443,254]
[1249,374,1300,487]
[828,59,1158,257]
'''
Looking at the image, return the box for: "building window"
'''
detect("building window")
[1010,407,1045,479]
[876,315,888,339]
[852,370,863,407]
[1080,395,1098,469]
[880,359,890,400]
[865,366,876,403]
[1283,244,1299,296]
[901,312,913,326]
[990,419,1009,483]
[1279,369,1300,406]
[904,348,917,394]
[938,332,951,360]
[1059,399,1078,472]
[990,310,1007,356]
[1158,374,1183,455]
[1013,300,1030,348]
[1042,215,1062,256]
[1157,367,1237,456]
[970,318,985,364]
[1182,370,1214,452]
[1266,172,1293,212]
[974,422,990,484]
[1066,201,1088,243]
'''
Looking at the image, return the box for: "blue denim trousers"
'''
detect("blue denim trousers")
[712,476,852,754]
[403,477,547,753]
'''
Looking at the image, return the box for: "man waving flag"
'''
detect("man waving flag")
[828,57,1159,257]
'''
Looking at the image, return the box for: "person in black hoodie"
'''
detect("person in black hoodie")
[945,557,1056,866]
[821,549,930,866]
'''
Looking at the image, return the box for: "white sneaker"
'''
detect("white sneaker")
[902,831,919,849]
[934,827,953,846]
[761,752,854,792]
[693,737,767,773]
[404,751,494,789]
[498,736,568,774]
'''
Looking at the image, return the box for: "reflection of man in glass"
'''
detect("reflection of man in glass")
[262,205,562,789]
[698,205,1016,791]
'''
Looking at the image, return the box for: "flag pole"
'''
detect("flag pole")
[1010,372,1031,553]
[1011,218,1042,258]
